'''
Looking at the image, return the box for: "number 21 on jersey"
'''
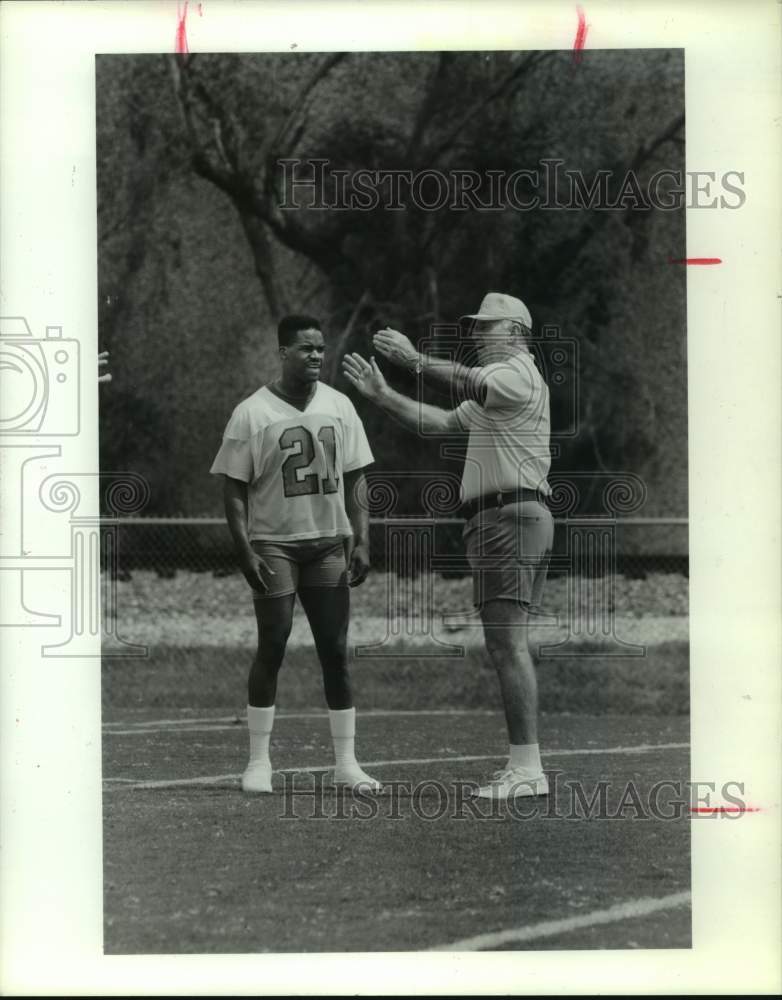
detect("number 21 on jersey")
[279,424,339,498]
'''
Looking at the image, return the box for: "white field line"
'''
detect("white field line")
[429,890,692,951]
[103,715,242,729]
[103,741,689,791]
[103,709,501,736]
[108,725,246,736]
[102,709,499,731]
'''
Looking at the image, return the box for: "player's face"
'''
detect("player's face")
[281,328,325,383]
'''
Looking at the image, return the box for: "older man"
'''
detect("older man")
[342,293,554,799]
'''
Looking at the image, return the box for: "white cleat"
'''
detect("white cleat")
[241,761,273,794]
[475,767,549,800]
[331,766,384,794]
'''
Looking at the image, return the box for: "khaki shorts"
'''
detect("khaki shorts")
[462,500,554,610]
[250,537,348,599]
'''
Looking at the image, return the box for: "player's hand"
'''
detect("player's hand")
[98,350,112,384]
[373,328,418,370]
[342,353,388,401]
[348,542,370,588]
[240,551,276,594]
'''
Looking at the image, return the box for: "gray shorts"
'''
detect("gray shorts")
[250,537,348,599]
[462,500,554,609]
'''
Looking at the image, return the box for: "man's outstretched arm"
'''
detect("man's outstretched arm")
[372,327,486,404]
[342,353,461,435]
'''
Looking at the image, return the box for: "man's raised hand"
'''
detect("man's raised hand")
[372,327,418,369]
[98,350,112,384]
[342,353,388,402]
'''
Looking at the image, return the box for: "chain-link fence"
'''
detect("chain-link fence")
[102,517,689,712]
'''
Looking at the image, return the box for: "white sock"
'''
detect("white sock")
[509,743,542,773]
[328,707,358,769]
[246,705,275,768]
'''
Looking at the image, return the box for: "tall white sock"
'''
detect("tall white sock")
[328,707,381,790]
[247,705,275,767]
[328,707,357,768]
[509,743,542,773]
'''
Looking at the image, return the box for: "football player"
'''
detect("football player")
[211,315,381,794]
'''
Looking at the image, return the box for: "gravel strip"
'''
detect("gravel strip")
[111,613,688,649]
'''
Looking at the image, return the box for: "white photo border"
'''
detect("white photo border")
[0,0,780,994]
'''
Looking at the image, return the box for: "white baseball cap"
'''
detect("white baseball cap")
[463,292,532,330]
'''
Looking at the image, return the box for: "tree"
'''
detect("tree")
[98,50,687,516]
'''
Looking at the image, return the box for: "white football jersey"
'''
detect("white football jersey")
[210,382,373,542]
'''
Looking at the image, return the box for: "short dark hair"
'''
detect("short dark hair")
[277,314,322,348]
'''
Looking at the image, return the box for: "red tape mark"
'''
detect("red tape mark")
[573,6,589,64]
[175,0,189,54]
[669,258,722,265]
[690,807,762,814]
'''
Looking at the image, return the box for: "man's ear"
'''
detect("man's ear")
[508,320,523,341]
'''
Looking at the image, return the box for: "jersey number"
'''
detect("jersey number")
[279,425,339,498]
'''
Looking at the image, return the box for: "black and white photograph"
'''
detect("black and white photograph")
[1,0,780,994]
[97,42,694,954]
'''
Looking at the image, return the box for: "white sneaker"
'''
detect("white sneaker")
[331,765,383,794]
[475,766,549,800]
[241,761,273,794]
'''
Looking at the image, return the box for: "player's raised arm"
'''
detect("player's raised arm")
[341,353,460,435]
[372,327,486,404]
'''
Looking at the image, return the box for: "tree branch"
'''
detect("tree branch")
[539,111,687,282]
[425,52,553,166]
[169,53,348,275]
[168,54,235,192]
[629,112,685,173]
[324,289,373,382]
[269,53,349,164]
[404,53,455,164]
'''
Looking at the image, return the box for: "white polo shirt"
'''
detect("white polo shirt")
[454,350,552,503]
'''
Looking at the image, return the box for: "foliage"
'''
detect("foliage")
[97,50,686,515]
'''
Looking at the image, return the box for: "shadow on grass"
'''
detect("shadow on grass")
[103,642,688,715]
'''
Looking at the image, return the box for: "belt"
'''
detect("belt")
[460,488,549,521]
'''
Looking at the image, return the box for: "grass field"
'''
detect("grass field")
[103,711,691,953]
[102,568,690,954]
[105,569,689,714]
[103,641,689,714]
[112,569,689,630]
